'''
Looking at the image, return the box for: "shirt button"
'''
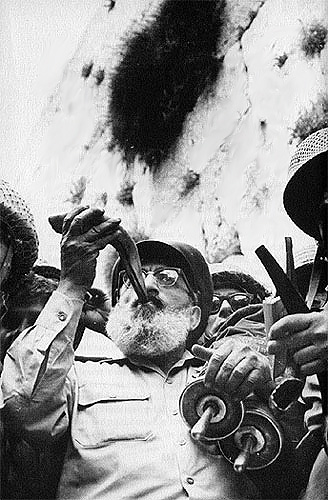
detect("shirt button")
[172,410,178,415]
[166,379,173,384]
[179,439,186,446]
[186,477,194,485]
[58,312,67,321]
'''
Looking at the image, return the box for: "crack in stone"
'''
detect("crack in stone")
[237,38,252,125]
[236,2,268,125]
[236,1,266,41]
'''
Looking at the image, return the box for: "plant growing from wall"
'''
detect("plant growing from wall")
[109,0,226,172]
[301,21,327,57]
[291,94,328,142]
[104,0,116,12]
[116,182,134,206]
[95,69,105,86]
[274,53,288,68]
[179,170,200,197]
[94,192,108,209]
[81,62,93,79]
[252,184,270,211]
[66,177,87,205]
[132,229,150,244]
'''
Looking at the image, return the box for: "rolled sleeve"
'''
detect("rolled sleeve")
[1,291,84,442]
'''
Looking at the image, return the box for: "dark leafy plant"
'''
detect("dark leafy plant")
[104,0,116,12]
[109,0,225,172]
[116,182,134,206]
[81,62,93,79]
[291,94,328,141]
[301,22,327,57]
[95,69,105,86]
[275,53,288,68]
[180,170,200,197]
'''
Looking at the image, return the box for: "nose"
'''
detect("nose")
[218,299,233,318]
[144,273,159,294]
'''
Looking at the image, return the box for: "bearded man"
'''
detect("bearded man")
[2,206,276,500]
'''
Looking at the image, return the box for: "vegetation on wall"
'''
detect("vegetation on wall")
[66,176,87,205]
[179,170,200,197]
[94,192,108,209]
[301,21,327,57]
[116,182,134,206]
[81,62,93,79]
[274,53,288,68]
[104,0,116,13]
[109,0,226,172]
[291,94,328,141]
[94,68,105,86]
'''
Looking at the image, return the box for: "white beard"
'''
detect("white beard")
[106,303,190,360]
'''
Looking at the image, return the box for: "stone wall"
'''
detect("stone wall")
[29,0,328,292]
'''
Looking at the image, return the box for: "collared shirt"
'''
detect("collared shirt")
[1,291,260,500]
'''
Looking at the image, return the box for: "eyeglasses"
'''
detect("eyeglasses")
[119,267,196,299]
[210,292,254,315]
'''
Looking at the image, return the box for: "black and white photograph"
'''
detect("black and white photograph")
[1,1,327,499]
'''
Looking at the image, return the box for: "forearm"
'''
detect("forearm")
[1,290,84,441]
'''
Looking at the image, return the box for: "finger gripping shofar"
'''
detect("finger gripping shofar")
[48,212,148,304]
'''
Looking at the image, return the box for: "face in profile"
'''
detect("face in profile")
[107,261,201,360]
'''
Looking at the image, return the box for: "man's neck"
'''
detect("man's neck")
[129,346,186,375]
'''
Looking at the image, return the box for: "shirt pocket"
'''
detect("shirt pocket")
[73,382,153,448]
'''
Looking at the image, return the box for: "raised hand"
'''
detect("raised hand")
[268,306,328,376]
[192,340,272,400]
[58,206,121,299]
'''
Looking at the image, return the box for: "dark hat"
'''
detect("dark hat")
[112,240,213,347]
[0,180,39,285]
[283,128,328,240]
[210,269,270,301]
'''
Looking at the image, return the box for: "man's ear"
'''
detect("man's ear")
[188,305,201,331]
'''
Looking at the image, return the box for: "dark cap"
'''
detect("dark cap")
[283,128,328,241]
[211,269,270,301]
[111,240,213,347]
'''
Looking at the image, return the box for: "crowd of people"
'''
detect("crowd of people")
[0,127,327,499]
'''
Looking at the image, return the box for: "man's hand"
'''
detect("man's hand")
[58,206,121,299]
[192,339,272,400]
[81,288,111,333]
[268,307,328,376]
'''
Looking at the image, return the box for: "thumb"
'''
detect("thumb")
[192,344,213,361]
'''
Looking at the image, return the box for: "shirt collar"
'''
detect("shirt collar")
[76,342,204,373]
[126,348,203,374]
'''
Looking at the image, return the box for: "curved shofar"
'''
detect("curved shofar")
[48,212,148,304]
